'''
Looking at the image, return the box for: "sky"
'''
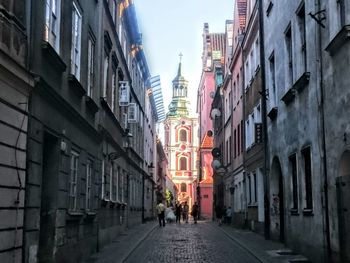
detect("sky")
[134,0,234,114]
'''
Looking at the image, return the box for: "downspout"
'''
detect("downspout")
[313,0,331,261]
[258,0,270,240]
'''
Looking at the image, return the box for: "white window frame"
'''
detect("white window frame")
[103,55,109,98]
[71,3,82,80]
[86,160,92,210]
[101,159,106,200]
[128,103,138,123]
[69,150,79,211]
[44,0,61,52]
[111,69,117,112]
[87,38,95,97]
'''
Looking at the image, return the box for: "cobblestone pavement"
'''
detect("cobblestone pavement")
[125,221,262,263]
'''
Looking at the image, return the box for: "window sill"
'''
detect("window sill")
[68,74,86,97]
[267,107,278,120]
[293,72,310,93]
[290,208,299,216]
[325,25,350,56]
[41,41,67,72]
[85,95,99,113]
[67,211,84,220]
[281,87,296,105]
[302,208,314,216]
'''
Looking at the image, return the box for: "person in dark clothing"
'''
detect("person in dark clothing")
[156,201,165,227]
[192,202,199,224]
[215,204,223,226]
[175,202,182,223]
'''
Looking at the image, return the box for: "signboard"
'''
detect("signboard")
[212,50,222,61]
[119,81,130,106]
[255,123,263,144]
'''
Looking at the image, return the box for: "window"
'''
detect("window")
[111,0,116,23]
[181,183,187,192]
[69,151,79,211]
[103,55,109,98]
[241,120,244,153]
[337,0,346,27]
[87,38,95,97]
[44,0,61,52]
[234,129,237,158]
[203,195,209,199]
[269,52,277,106]
[179,157,187,170]
[302,147,312,210]
[237,124,240,155]
[297,4,306,73]
[285,25,293,87]
[101,159,106,199]
[110,162,118,202]
[289,154,298,211]
[248,175,252,204]
[71,3,82,80]
[86,160,92,210]
[179,129,187,142]
[253,173,257,203]
[111,69,116,112]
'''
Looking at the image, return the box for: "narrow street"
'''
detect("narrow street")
[126,222,261,263]
[87,220,311,263]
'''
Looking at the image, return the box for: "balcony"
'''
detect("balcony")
[0,12,27,67]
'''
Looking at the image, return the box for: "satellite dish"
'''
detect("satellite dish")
[210,108,221,119]
[211,147,221,158]
[211,159,222,170]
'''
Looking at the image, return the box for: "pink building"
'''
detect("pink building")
[197,23,226,219]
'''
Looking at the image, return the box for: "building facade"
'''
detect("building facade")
[242,0,265,233]
[0,1,34,261]
[164,60,199,209]
[0,1,159,262]
[197,23,226,219]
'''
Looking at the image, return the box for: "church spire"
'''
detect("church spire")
[167,54,191,117]
[177,53,183,77]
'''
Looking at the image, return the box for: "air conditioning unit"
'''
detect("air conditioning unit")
[128,103,138,123]
[119,81,130,106]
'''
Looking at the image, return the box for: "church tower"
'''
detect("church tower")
[164,55,199,208]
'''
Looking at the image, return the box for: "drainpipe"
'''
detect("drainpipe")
[258,0,270,240]
[313,0,331,261]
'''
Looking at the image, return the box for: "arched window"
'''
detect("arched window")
[179,129,187,142]
[181,183,187,192]
[179,157,187,170]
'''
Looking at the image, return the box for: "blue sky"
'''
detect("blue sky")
[134,0,234,113]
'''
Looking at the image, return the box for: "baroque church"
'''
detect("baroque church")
[164,56,199,208]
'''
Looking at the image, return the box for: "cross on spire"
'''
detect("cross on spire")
[179,52,183,63]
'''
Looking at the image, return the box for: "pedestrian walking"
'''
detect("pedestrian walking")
[215,204,223,226]
[182,202,189,223]
[175,202,182,223]
[191,202,199,224]
[156,201,165,227]
[225,206,232,225]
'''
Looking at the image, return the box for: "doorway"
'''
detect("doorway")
[38,132,59,263]
[337,151,350,262]
[270,157,285,242]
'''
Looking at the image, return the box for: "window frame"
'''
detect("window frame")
[44,0,61,52]
[85,159,93,211]
[69,150,79,211]
[71,2,82,80]
[87,37,95,97]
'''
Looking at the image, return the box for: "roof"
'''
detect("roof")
[200,177,213,184]
[200,133,213,149]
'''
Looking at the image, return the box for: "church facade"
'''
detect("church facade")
[164,58,199,209]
